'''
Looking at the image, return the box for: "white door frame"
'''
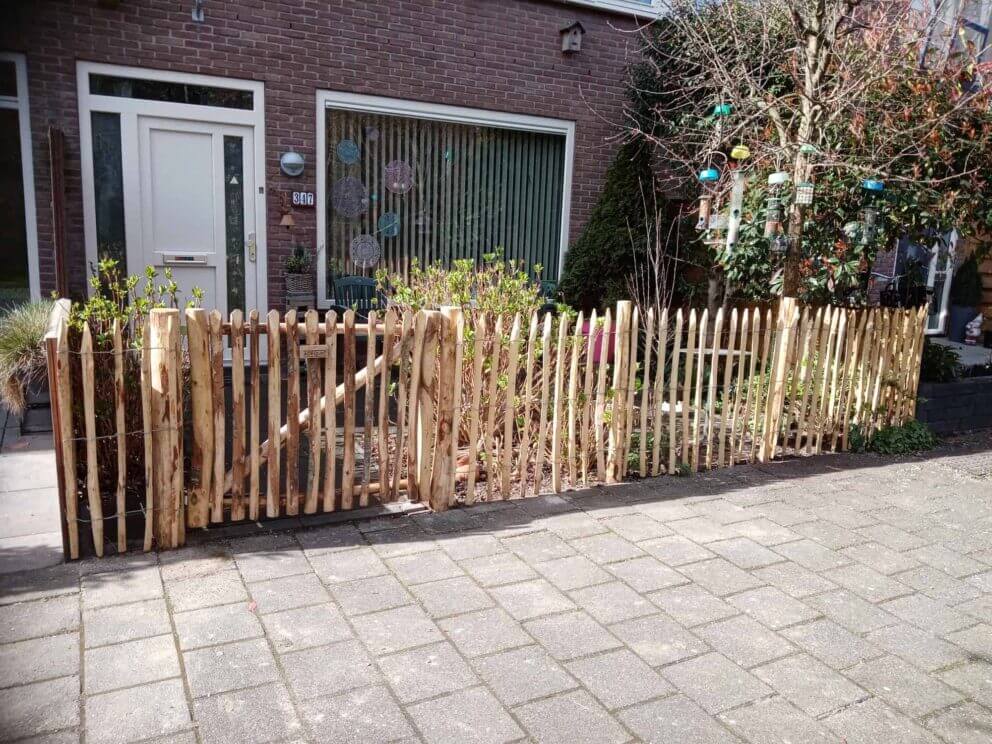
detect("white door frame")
[0,52,40,301]
[76,61,267,312]
[314,89,576,308]
[925,230,957,335]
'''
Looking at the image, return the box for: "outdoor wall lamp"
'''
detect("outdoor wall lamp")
[280,151,305,177]
[191,0,205,23]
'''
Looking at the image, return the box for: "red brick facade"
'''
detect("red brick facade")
[1,0,639,309]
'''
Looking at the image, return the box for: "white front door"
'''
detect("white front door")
[136,117,255,313]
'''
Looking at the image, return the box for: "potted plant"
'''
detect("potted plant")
[948,255,982,343]
[285,244,314,296]
[0,300,53,433]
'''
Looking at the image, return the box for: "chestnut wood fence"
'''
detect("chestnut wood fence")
[45,299,927,559]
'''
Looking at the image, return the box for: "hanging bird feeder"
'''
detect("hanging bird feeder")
[763,196,783,238]
[859,179,885,245]
[730,144,750,161]
[799,143,819,156]
[696,195,712,231]
[861,179,885,192]
[770,234,791,254]
[795,182,815,206]
[713,103,733,117]
[698,168,719,182]
[768,171,791,187]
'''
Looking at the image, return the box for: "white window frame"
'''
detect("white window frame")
[559,0,662,16]
[925,230,958,335]
[315,90,576,308]
[0,52,40,301]
[76,61,268,311]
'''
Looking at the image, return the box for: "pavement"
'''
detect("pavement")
[1,432,992,744]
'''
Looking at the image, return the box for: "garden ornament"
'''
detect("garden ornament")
[713,103,733,117]
[725,171,746,252]
[698,168,719,182]
[768,171,791,186]
[764,196,783,238]
[730,144,750,160]
[795,182,814,205]
[696,195,712,230]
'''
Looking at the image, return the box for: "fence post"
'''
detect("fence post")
[185,308,213,529]
[431,306,462,511]
[45,299,75,560]
[759,297,797,462]
[607,301,632,482]
[417,312,440,507]
[149,309,183,549]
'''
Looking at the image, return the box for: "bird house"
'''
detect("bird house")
[560,22,585,54]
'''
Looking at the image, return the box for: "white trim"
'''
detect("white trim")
[558,0,662,18]
[925,230,957,336]
[76,61,267,313]
[314,90,577,307]
[0,52,40,302]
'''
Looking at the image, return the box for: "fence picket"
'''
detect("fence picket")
[717,309,737,468]
[342,311,357,510]
[139,322,153,551]
[580,310,597,483]
[55,321,79,558]
[551,314,569,492]
[622,307,639,479]
[466,313,486,502]
[112,320,126,552]
[533,314,553,495]
[681,310,697,471]
[518,313,539,487]
[485,317,504,500]
[378,311,394,498]
[691,309,707,471]
[667,309,683,474]
[568,311,583,486]
[266,310,282,518]
[229,311,246,520]
[249,310,261,520]
[503,315,522,498]
[391,310,412,500]
[639,308,654,478]
[651,308,668,476]
[304,310,321,514]
[285,311,301,515]
[705,309,723,470]
[323,312,338,511]
[80,325,103,556]
[595,310,612,482]
[406,311,426,502]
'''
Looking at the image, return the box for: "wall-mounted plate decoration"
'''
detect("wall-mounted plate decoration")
[332,176,369,218]
[336,138,361,165]
[384,160,414,194]
[364,125,379,142]
[350,234,381,268]
[378,212,400,238]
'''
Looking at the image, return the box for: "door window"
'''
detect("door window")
[91,112,127,267]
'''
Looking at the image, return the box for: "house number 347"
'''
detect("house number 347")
[292,191,315,207]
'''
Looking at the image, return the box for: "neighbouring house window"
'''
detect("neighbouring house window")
[89,74,254,110]
[224,135,246,313]
[0,61,16,98]
[91,112,126,267]
[324,108,567,292]
[0,107,29,305]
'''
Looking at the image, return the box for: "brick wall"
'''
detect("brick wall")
[1,0,639,310]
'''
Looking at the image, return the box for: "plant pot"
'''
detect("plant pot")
[20,377,51,435]
[582,319,615,363]
[948,305,978,343]
[286,273,315,296]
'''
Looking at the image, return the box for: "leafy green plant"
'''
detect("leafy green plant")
[286,244,312,274]
[848,420,938,454]
[950,256,983,308]
[920,339,960,383]
[0,300,53,414]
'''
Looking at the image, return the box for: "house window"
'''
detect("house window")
[91,112,126,266]
[318,94,574,304]
[89,74,254,110]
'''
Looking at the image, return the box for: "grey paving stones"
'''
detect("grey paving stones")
[822,564,910,603]
[663,652,772,713]
[173,602,263,650]
[782,618,882,669]
[792,519,863,550]
[245,572,329,614]
[460,552,537,587]
[925,702,992,744]
[229,534,312,582]
[606,556,687,593]
[866,623,967,672]
[0,632,78,688]
[846,655,963,718]
[378,641,478,703]
[0,595,78,644]
[570,533,645,564]
[946,623,992,657]
[823,697,939,744]
[718,696,836,744]
[295,523,363,554]
[732,518,799,546]
[83,634,180,694]
[640,535,715,566]
[438,607,532,658]
[435,531,501,561]
[774,539,851,572]
[80,566,163,609]
[406,686,523,744]
[501,531,576,563]
[752,653,866,717]
[856,524,927,551]
[525,610,622,661]
[727,586,819,629]
[907,544,985,578]
[298,685,413,743]
[182,638,279,697]
[386,550,463,585]
[260,603,352,652]
[707,537,783,569]
[679,558,763,597]
[841,542,921,575]
[353,604,444,655]
[164,570,246,613]
[308,546,387,584]
[569,580,655,624]
[669,516,740,544]
[85,679,190,744]
[364,524,434,558]
[410,575,494,618]
[751,561,837,598]
[0,676,79,740]
[695,616,795,668]
[565,648,671,709]
[82,598,171,648]
[473,645,577,706]
[280,639,379,700]
[489,578,574,621]
[514,689,630,744]
[897,566,982,604]
[938,660,992,708]
[535,555,612,591]
[805,590,897,633]
[329,574,412,616]
[601,513,672,542]
[191,682,303,744]
[619,694,741,744]
[649,584,737,627]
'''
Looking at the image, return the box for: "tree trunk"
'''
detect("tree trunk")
[782,203,805,296]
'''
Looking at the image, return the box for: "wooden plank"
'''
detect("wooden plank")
[667,309,683,474]
[793,307,822,453]
[681,309,697,471]
[80,325,103,556]
[465,313,486,503]
[717,309,737,468]
[517,313,539,486]
[484,316,504,500]
[417,313,440,503]
[248,310,261,520]
[622,306,639,479]
[824,308,848,450]
[551,313,569,492]
[580,310,597,483]
[229,310,246,521]
[451,309,464,500]
[812,307,841,454]
[266,309,282,518]
[304,310,321,514]
[639,308,654,477]
[650,308,669,476]
[840,309,868,450]
[405,311,426,503]
[323,312,338,512]
[568,311,584,486]
[361,311,377,508]
[342,310,357,510]
[149,309,181,549]
[801,308,827,456]
[55,321,79,558]
[595,310,612,481]
[207,310,224,523]
[783,308,811,451]
[139,322,153,552]
[390,310,412,500]
[703,309,722,469]
[377,310,395,499]
[749,309,773,462]
[112,320,126,552]
[903,306,928,424]
[728,308,750,463]
[285,311,301,515]
[607,302,631,482]
[737,309,760,461]
[760,299,796,462]
[533,314,553,495]
[503,314,522,498]
[691,309,707,472]
[431,307,461,511]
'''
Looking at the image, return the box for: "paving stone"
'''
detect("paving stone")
[896,566,982,604]
[281,639,380,700]
[569,580,655,624]
[649,584,738,627]
[805,590,897,633]
[0,563,79,606]
[565,648,671,710]
[308,546,388,584]
[706,537,782,569]
[966,569,992,592]
[636,500,698,522]
[17,729,84,744]
[438,607,532,658]
[866,623,967,672]
[728,586,819,629]
[386,550,464,585]
[164,570,246,613]
[0,632,78,688]
[752,653,865,717]
[84,634,180,694]
[938,660,992,708]
[413,508,477,534]
[732,518,799,546]
[570,532,646,565]
[192,682,303,744]
[679,558,763,597]
[541,511,612,540]
[694,616,794,668]
[0,675,79,741]
[295,523,364,555]
[601,513,673,542]
[792,519,865,550]
[260,602,352,652]
[750,502,817,527]
[500,531,576,563]
[298,685,413,743]
[669,516,742,544]
[841,542,921,575]
[80,565,164,611]
[183,638,278,698]
[83,598,171,648]
[751,562,837,598]
[926,702,992,744]
[230,534,311,582]
[406,686,522,744]
[245,571,329,615]
[378,640,478,703]
[664,652,771,714]
[460,552,537,587]
[773,539,850,571]
[781,619,882,669]
[956,594,992,623]
[353,604,444,655]
[157,544,233,582]
[524,610,622,661]
[173,602,263,650]
[823,697,940,744]
[945,623,992,657]
[640,535,715,565]
[329,574,412,616]
[514,689,629,744]
[619,694,740,744]
[364,524,434,558]
[846,654,963,718]
[718,696,836,744]
[606,556,687,593]
[822,564,910,604]
[690,499,754,525]
[856,524,928,551]
[489,578,574,621]
[812,504,878,529]
[907,544,986,578]
[410,575,494,618]
[435,531,501,561]
[85,679,190,744]
[473,644,577,706]
[534,555,612,591]
[0,594,79,643]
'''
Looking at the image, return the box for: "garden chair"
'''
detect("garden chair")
[331,276,383,321]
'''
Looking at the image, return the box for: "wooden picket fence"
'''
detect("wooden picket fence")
[45,299,926,558]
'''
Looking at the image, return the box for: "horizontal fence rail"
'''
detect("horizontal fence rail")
[45,299,926,558]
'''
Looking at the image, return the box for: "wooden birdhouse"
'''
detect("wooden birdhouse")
[560,22,585,54]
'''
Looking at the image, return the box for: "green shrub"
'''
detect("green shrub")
[950,255,982,307]
[919,338,960,383]
[848,420,938,454]
[0,300,53,414]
